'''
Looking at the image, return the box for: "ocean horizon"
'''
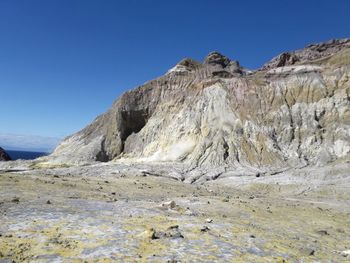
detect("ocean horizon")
[6,150,48,160]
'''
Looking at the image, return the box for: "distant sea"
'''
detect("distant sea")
[6,150,48,160]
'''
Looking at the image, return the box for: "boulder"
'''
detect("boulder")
[0,147,11,161]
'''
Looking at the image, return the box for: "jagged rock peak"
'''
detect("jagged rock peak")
[167,52,244,75]
[204,51,232,67]
[0,147,11,161]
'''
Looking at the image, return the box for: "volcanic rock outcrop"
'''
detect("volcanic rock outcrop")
[0,147,11,161]
[47,39,350,171]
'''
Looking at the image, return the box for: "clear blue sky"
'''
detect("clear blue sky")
[0,0,349,147]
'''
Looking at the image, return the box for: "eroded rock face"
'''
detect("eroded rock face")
[0,147,11,161]
[262,38,350,70]
[48,39,350,170]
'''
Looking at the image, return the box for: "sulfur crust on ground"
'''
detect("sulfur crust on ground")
[0,166,349,262]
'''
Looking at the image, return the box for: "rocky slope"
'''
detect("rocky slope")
[0,147,11,161]
[46,39,350,171]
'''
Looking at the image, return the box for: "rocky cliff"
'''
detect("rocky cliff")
[47,39,350,171]
[0,147,11,161]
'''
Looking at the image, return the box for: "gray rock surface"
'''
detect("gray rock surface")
[1,161,349,262]
[0,147,11,161]
[43,39,350,173]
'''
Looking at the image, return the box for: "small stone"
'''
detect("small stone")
[222,196,230,202]
[11,197,20,203]
[341,250,350,257]
[150,227,184,240]
[200,226,210,232]
[162,200,176,209]
[184,209,194,216]
[167,225,179,230]
[300,247,316,256]
[168,229,184,239]
[316,230,329,236]
[150,229,162,240]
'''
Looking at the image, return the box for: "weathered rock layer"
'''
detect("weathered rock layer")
[48,39,350,170]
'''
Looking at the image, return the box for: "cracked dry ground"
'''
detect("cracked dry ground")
[0,172,349,262]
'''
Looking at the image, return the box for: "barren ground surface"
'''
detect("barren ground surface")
[0,163,350,262]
